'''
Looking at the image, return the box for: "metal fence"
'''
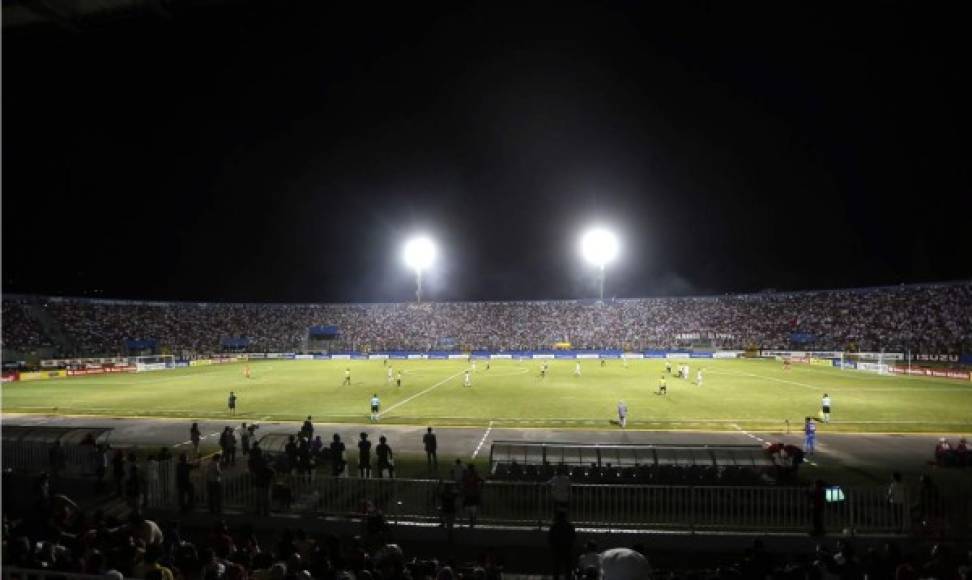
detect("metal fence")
[1,441,102,477]
[146,464,970,535]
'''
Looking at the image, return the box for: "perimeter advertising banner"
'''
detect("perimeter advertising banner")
[20,370,68,381]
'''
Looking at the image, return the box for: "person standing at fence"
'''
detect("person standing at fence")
[423,427,438,471]
[451,458,466,486]
[810,479,825,536]
[462,464,484,528]
[206,453,223,514]
[228,392,237,416]
[617,400,628,428]
[48,441,66,481]
[253,460,275,516]
[330,434,346,477]
[113,449,125,497]
[125,452,144,511]
[190,423,202,458]
[887,471,907,532]
[358,433,372,478]
[549,465,571,514]
[95,444,109,493]
[240,423,251,457]
[821,393,832,423]
[438,480,458,541]
[376,435,394,479]
[176,453,197,513]
[548,510,577,580]
[146,454,159,507]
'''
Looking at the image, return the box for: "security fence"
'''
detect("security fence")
[147,463,970,536]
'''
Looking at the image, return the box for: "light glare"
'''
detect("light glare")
[403,236,436,271]
[580,228,619,267]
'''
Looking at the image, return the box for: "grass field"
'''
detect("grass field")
[3,359,972,432]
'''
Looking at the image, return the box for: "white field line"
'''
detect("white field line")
[708,370,818,390]
[472,420,494,459]
[378,370,465,417]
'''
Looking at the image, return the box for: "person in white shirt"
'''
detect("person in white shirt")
[617,401,628,428]
[696,369,703,386]
[387,367,393,383]
[370,394,381,422]
[464,370,472,388]
[343,368,351,386]
[574,361,582,377]
[821,394,832,423]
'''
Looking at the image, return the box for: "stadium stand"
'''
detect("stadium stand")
[3,281,971,358]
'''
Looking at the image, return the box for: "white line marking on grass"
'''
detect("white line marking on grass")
[709,370,818,390]
[378,370,465,417]
[472,420,494,460]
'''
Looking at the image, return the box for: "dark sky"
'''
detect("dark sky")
[3,1,970,302]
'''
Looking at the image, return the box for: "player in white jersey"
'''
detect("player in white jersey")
[387,367,393,383]
[370,394,380,422]
[574,361,582,377]
[464,370,472,388]
[617,401,628,428]
[622,356,629,369]
[696,369,703,386]
[683,364,690,380]
[343,368,351,386]
[471,360,477,372]
[821,394,832,423]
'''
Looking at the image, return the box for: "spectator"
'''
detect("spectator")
[190,423,202,457]
[462,464,484,528]
[451,459,465,486]
[548,510,576,580]
[887,472,907,532]
[207,453,223,515]
[329,434,346,477]
[549,465,571,513]
[358,433,372,479]
[423,427,438,471]
[375,435,394,479]
[176,452,197,512]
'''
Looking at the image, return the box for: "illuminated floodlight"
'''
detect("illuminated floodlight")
[580,227,619,301]
[403,236,436,302]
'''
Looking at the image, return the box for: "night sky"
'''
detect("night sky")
[3,2,970,303]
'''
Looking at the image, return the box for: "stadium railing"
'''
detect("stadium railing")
[149,465,969,536]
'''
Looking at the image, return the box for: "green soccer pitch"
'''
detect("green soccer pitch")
[2,359,971,432]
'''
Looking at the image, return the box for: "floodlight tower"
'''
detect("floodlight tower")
[580,227,619,302]
[403,236,436,303]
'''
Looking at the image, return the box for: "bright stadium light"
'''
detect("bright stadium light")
[580,227,619,302]
[403,236,437,303]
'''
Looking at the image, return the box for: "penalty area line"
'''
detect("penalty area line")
[379,370,465,418]
[472,420,494,460]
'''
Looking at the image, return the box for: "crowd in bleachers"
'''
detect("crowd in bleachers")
[5,476,972,580]
[2,282,970,357]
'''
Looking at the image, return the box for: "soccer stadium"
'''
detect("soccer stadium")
[4,2,972,579]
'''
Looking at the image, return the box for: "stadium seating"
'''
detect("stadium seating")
[2,281,970,357]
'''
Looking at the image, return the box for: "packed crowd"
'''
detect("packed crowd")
[3,282,970,357]
[5,474,972,580]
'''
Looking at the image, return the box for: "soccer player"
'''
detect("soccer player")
[370,393,381,422]
[540,363,547,379]
[696,369,704,387]
[387,366,393,383]
[471,360,477,372]
[783,359,792,371]
[463,370,472,388]
[656,375,667,395]
[821,394,832,423]
[683,364,690,380]
[228,391,237,416]
[623,356,629,369]
[600,359,606,368]
[343,368,351,386]
[486,360,491,371]
[617,401,628,428]
[665,361,672,374]
[396,371,402,388]
[804,417,816,455]
[574,361,582,377]
[243,365,251,379]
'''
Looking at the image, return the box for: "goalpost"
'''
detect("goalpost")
[130,354,175,372]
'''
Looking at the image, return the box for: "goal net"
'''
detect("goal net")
[130,354,175,372]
